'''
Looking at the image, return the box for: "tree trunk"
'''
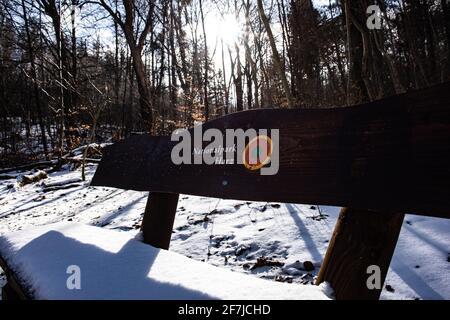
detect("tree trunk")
[343,0,370,105]
[257,0,293,108]
[221,39,229,114]
[199,0,209,121]
[99,0,154,133]
[21,0,49,158]
[441,0,450,78]
[130,49,153,133]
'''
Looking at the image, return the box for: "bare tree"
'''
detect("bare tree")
[199,0,209,120]
[97,0,155,133]
[21,0,49,157]
[256,0,293,108]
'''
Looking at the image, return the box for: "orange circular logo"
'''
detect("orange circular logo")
[243,135,273,171]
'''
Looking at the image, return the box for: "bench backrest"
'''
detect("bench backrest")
[92,82,450,219]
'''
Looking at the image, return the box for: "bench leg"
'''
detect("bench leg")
[316,207,404,300]
[141,192,180,250]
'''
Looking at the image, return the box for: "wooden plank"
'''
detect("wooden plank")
[141,192,180,249]
[91,82,450,218]
[316,208,405,300]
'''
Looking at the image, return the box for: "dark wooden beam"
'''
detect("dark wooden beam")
[91,82,450,218]
[316,208,404,300]
[141,192,180,249]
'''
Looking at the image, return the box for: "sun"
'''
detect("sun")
[205,13,241,48]
[219,14,241,47]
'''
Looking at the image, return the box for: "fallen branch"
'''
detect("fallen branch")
[18,170,48,186]
[0,161,56,174]
[65,157,101,164]
[42,178,83,188]
[63,143,104,159]
[42,183,82,193]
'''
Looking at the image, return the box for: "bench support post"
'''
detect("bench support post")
[316,208,404,300]
[141,192,179,249]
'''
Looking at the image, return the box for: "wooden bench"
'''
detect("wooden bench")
[1,82,450,299]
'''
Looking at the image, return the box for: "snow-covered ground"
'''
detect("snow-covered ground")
[0,164,449,300]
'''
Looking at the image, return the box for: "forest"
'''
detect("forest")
[1,0,449,167]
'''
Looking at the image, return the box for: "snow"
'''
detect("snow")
[0,222,333,300]
[0,164,449,299]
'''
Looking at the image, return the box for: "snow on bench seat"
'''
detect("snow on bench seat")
[0,222,333,300]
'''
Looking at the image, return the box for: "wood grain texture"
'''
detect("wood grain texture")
[316,208,405,300]
[91,82,450,218]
